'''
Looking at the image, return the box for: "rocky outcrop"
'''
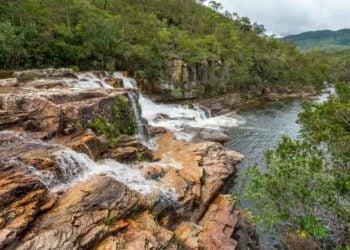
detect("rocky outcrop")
[95,211,176,250]
[153,131,243,222]
[103,135,153,162]
[13,176,148,250]
[0,88,130,139]
[0,69,258,249]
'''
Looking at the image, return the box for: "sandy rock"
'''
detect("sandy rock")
[0,88,129,138]
[0,159,52,249]
[14,176,148,250]
[154,131,243,222]
[141,165,164,179]
[104,135,152,162]
[175,195,248,250]
[57,129,108,160]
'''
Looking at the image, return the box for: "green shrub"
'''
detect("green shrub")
[90,95,136,147]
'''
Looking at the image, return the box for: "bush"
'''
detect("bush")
[91,95,136,147]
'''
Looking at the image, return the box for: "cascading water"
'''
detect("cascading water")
[113,72,138,89]
[73,72,114,89]
[127,91,155,148]
[28,147,177,204]
[114,72,246,140]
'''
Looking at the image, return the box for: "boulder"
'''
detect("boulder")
[190,128,230,144]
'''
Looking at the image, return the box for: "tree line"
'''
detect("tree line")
[0,0,335,96]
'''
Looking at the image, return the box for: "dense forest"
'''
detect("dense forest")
[283,29,350,52]
[0,0,333,96]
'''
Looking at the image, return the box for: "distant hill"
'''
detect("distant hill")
[283,29,350,52]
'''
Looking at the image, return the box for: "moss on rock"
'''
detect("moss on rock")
[90,95,136,147]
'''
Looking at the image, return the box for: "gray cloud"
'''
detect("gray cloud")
[216,0,350,35]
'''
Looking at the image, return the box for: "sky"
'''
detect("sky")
[216,0,350,36]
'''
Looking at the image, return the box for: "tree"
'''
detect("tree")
[245,83,350,247]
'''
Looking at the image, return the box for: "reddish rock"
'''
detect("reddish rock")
[154,131,243,222]
[14,176,148,250]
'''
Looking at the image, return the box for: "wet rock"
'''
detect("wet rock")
[149,126,167,137]
[57,129,108,160]
[104,135,152,162]
[0,218,5,229]
[13,176,149,250]
[155,113,170,121]
[0,88,129,138]
[0,159,52,249]
[142,165,164,179]
[191,128,230,144]
[233,211,260,250]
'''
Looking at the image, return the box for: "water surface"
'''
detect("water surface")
[225,88,334,248]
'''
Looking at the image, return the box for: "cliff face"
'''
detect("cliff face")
[0,69,258,249]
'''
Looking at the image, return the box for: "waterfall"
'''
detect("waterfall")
[75,72,114,89]
[138,94,245,140]
[127,91,154,148]
[112,71,245,140]
[113,72,138,89]
[29,147,175,198]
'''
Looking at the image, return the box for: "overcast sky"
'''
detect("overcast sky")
[216,0,350,36]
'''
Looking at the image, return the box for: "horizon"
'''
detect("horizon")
[216,0,350,36]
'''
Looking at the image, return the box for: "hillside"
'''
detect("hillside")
[283,29,350,51]
[0,0,330,97]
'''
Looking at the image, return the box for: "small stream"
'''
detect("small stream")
[225,88,335,248]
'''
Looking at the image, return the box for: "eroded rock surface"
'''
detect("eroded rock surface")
[0,69,258,250]
[153,131,243,222]
[13,176,148,250]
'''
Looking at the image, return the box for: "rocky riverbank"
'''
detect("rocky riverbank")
[0,69,258,249]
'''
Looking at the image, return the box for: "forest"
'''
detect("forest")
[1,1,350,248]
[0,0,336,96]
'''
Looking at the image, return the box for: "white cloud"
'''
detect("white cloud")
[216,0,350,35]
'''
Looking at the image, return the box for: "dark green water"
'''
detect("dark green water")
[225,89,334,248]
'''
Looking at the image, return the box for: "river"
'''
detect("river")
[225,88,335,248]
[90,73,334,248]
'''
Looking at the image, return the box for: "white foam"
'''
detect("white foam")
[140,154,183,170]
[73,72,114,89]
[113,72,138,89]
[139,94,246,140]
[27,148,176,197]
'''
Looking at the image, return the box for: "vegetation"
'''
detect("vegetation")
[283,29,350,52]
[245,83,350,248]
[0,0,330,97]
[90,95,136,147]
